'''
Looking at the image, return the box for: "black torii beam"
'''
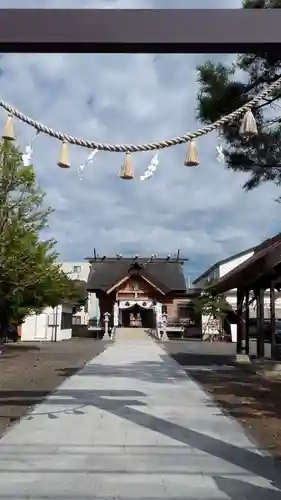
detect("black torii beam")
[0,9,281,53]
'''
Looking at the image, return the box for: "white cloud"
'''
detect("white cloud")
[0,0,280,281]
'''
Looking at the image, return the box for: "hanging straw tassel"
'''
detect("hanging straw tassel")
[119,153,134,179]
[2,115,15,141]
[239,109,258,137]
[184,139,199,166]
[57,141,70,168]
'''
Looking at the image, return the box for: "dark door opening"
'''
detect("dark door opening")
[121,304,155,328]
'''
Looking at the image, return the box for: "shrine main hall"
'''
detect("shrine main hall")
[86,254,192,329]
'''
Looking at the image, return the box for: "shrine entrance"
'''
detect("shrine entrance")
[120,303,155,329]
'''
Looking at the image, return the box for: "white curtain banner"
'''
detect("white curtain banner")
[119,300,153,309]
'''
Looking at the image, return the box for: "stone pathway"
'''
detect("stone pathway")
[114,327,150,341]
[0,338,280,499]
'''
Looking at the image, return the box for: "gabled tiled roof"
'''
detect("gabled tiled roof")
[87,258,186,293]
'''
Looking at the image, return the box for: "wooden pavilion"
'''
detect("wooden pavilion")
[208,233,281,359]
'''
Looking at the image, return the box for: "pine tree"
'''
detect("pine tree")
[196,0,281,195]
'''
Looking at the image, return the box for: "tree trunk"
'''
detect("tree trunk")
[0,305,10,344]
[0,319,8,342]
[0,320,8,356]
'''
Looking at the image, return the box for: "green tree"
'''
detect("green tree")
[69,280,88,314]
[191,282,232,322]
[0,139,73,339]
[196,0,281,195]
[191,280,232,340]
[0,138,52,232]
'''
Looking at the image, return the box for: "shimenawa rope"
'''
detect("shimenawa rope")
[1,75,281,153]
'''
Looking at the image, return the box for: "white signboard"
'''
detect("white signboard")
[202,315,221,340]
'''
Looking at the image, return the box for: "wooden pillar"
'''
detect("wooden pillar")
[256,286,265,358]
[236,287,244,355]
[244,288,250,356]
[270,281,276,359]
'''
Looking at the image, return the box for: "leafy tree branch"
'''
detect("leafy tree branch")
[196,0,281,197]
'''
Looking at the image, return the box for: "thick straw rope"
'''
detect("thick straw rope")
[1,76,281,153]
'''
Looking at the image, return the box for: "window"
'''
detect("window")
[61,312,72,330]
[73,265,81,273]
[72,316,82,325]
[162,305,168,314]
[178,304,191,319]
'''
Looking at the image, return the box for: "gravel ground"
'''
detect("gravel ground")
[164,340,281,460]
[0,338,109,439]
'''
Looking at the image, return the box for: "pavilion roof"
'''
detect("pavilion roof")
[207,234,281,294]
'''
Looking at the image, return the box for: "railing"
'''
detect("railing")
[148,323,185,341]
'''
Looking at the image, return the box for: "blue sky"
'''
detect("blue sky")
[0,0,281,283]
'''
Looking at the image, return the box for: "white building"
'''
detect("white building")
[61,261,90,282]
[60,261,100,325]
[193,234,281,321]
[20,304,73,342]
[19,260,99,342]
[62,261,89,325]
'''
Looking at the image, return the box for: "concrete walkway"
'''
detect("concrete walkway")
[0,338,280,499]
[114,327,150,341]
